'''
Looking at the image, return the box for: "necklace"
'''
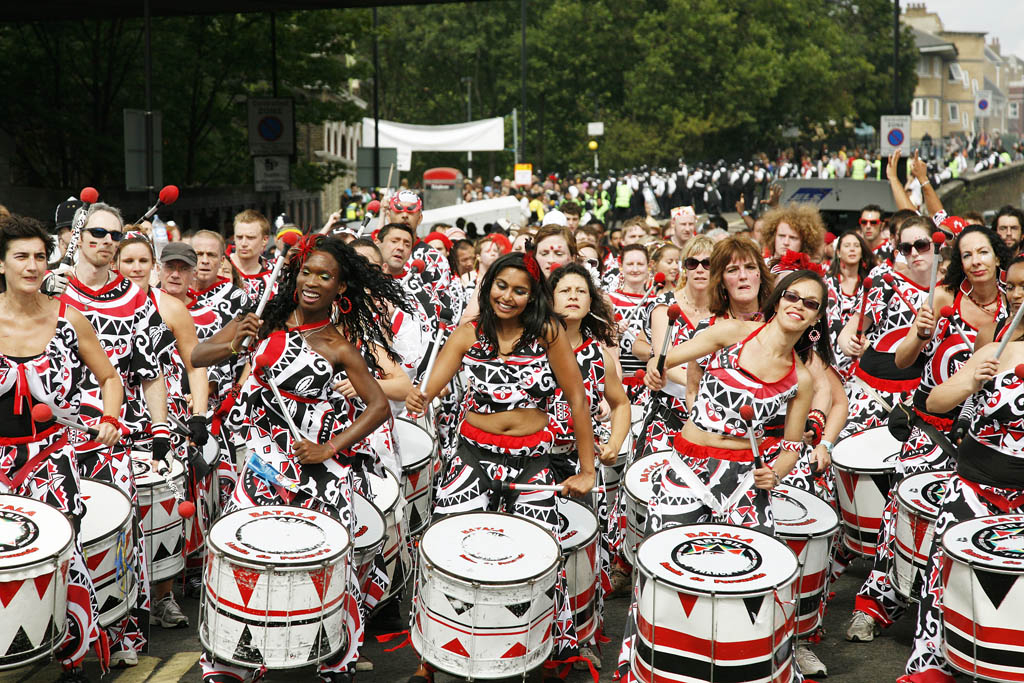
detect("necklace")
[290,316,331,342]
[964,284,1001,321]
[679,289,708,320]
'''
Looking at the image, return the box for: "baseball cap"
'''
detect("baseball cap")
[159,242,197,267]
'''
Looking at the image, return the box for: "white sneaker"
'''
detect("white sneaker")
[794,644,827,676]
[152,593,189,628]
[110,647,138,668]
[574,645,602,670]
[845,610,880,642]
[356,655,374,671]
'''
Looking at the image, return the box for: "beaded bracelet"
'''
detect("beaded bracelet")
[99,415,123,432]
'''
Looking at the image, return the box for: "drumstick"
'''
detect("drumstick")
[927,232,946,310]
[499,482,606,494]
[31,403,100,438]
[738,405,764,469]
[237,232,301,353]
[154,459,195,518]
[995,300,1024,361]
[656,304,682,374]
[626,272,667,325]
[939,306,972,350]
[253,353,305,444]
[60,187,99,268]
[881,273,917,316]
[855,277,874,339]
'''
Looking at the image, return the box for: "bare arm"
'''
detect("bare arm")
[887,150,917,212]
[758,366,813,488]
[163,295,208,414]
[911,150,944,218]
[601,347,631,465]
[406,322,475,414]
[191,314,260,367]
[927,342,999,414]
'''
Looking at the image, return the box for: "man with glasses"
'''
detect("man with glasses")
[994,205,1024,256]
[60,202,168,669]
[858,203,891,263]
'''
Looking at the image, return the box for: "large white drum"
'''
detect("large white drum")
[367,469,411,610]
[412,512,560,679]
[201,505,352,669]
[831,427,900,556]
[772,485,839,637]
[132,456,187,582]
[892,470,952,601]
[352,492,386,604]
[0,496,74,670]
[633,524,800,683]
[80,479,137,627]
[394,418,435,535]
[623,453,673,563]
[555,498,600,645]
[941,514,1024,682]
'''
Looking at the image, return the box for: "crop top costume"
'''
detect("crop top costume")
[687,324,799,442]
[855,266,927,392]
[959,368,1024,488]
[460,322,557,417]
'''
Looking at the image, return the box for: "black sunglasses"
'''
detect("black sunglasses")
[684,257,711,271]
[86,228,124,242]
[780,289,821,311]
[897,238,932,256]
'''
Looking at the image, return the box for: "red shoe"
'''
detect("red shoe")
[895,669,956,683]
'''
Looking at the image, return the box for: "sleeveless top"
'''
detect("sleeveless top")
[689,325,799,440]
[857,265,927,389]
[970,368,1024,458]
[550,337,605,445]
[462,323,557,415]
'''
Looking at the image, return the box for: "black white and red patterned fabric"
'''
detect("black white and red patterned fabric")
[232,255,277,306]
[826,275,862,379]
[460,323,556,416]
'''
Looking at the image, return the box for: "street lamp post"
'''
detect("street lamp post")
[461,76,473,180]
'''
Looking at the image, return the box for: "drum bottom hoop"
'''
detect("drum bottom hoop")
[97,580,140,628]
[0,623,69,671]
[149,556,187,584]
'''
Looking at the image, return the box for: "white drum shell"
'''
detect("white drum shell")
[395,418,435,535]
[352,492,386,597]
[624,453,672,564]
[891,471,951,601]
[133,457,187,582]
[367,470,412,610]
[556,498,600,645]
[831,428,900,557]
[80,479,137,627]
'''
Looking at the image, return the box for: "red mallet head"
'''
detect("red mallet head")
[411,259,426,273]
[177,501,196,518]
[882,273,895,285]
[940,305,955,318]
[365,199,381,215]
[635,370,646,382]
[667,303,682,322]
[158,185,180,205]
[862,276,873,290]
[30,404,53,423]
[1016,364,1024,380]
[653,272,667,285]
[280,231,300,248]
[79,187,99,204]
[824,232,836,245]
[739,405,755,422]
[932,231,946,247]
[253,353,272,370]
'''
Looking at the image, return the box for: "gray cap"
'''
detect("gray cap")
[159,242,197,267]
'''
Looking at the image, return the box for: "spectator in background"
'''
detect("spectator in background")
[994,205,1024,255]
[761,203,825,261]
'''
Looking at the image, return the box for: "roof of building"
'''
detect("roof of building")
[913,28,958,57]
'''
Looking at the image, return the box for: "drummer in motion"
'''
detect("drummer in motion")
[193,235,407,682]
[0,215,122,680]
[406,249,597,683]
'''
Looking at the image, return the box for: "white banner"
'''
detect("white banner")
[362,117,505,152]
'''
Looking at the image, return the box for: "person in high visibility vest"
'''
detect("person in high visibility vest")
[851,155,869,179]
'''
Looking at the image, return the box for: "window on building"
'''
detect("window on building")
[1011,102,1020,119]
[949,102,960,122]
[949,63,963,81]
[934,58,942,77]
[962,111,970,129]
[913,98,928,119]
[933,98,941,120]
[972,79,978,94]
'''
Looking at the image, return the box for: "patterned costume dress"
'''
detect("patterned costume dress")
[0,309,101,668]
[616,324,804,682]
[826,275,862,380]
[856,287,1006,627]
[424,323,580,662]
[608,288,648,399]
[904,366,1024,681]
[61,273,161,653]
[232,254,277,306]
[201,321,366,679]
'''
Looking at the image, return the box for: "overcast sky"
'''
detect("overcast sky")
[918,0,1024,60]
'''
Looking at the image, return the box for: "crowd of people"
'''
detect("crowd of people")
[0,140,1022,683]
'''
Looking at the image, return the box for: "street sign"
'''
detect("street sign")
[514,163,533,187]
[254,156,290,192]
[880,115,911,156]
[248,98,295,156]
[124,109,163,191]
[356,146,398,187]
[587,122,604,136]
[976,90,992,118]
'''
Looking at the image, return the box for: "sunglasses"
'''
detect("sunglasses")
[780,289,821,311]
[859,218,881,226]
[86,228,124,242]
[684,257,711,271]
[897,239,932,256]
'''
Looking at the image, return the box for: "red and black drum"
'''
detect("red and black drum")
[891,470,952,601]
[831,428,900,557]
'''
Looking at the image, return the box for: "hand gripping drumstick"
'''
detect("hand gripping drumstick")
[30,403,101,438]
[60,187,99,268]
[855,277,874,339]
[625,272,667,325]
[939,306,973,350]
[253,353,305,444]
[881,273,917,316]
[656,304,682,375]
[995,301,1024,361]
[135,184,180,224]
[927,232,946,310]
[237,232,301,353]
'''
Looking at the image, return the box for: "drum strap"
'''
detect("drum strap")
[909,411,959,460]
[0,429,67,492]
[456,436,553,512]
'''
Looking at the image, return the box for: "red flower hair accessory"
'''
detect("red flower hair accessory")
[772,251,824,277]
[291,233,321,269]
[522,250,542,282]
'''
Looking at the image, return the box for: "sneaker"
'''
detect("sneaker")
[356,655,374,671]
[109,648,138,668]
[56,667,90,682]
[845,611,880,642]
[574,645,602,670]
[153,593,189,628]
[794,644,827,676]
[318,673,354,683]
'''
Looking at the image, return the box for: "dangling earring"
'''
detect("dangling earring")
[337,295,352,314]
[808,328,821,342]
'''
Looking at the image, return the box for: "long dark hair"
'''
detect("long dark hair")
[548,262,617,347]
[827,230,873,281]
[476,251,558,351]
[261,235,409,374]
[761,270,833,365]
[940,224,1012,292]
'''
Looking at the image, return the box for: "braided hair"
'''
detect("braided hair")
[261,235,410,375]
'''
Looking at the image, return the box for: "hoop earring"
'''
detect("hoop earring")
[337,295,352,314]
[808,328,821,342]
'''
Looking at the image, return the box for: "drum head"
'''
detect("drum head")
[131,457,185,486]
[624,453,672,503]
[772,485,839,540]
[942,514,1024,572]
[420,512,559,584]
[352,493,386,552]
[895,471,953,519]
[367,470,402,514]
[80,479,132,546]
[0,495,73,570]
[637,523,799,595]
[395,418,433,470]
[831,428,902,473]
[555,498,598,553]
[209,506,350,567]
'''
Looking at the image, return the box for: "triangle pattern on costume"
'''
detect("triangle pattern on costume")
[975,568,1019,610]
[233,624,264,664]
[743,595,765,625]
[232,566,261,607]
[441,637,470,657]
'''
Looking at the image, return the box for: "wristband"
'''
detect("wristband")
[99,415,123,432]
[772,470,782,487]
[780,439,803,453]
[820,439,835,455]
[229,339,240,355]
[150,422,170,439]
[917,331,932,341]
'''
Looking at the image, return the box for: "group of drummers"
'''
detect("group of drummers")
[1,170,1024,683]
